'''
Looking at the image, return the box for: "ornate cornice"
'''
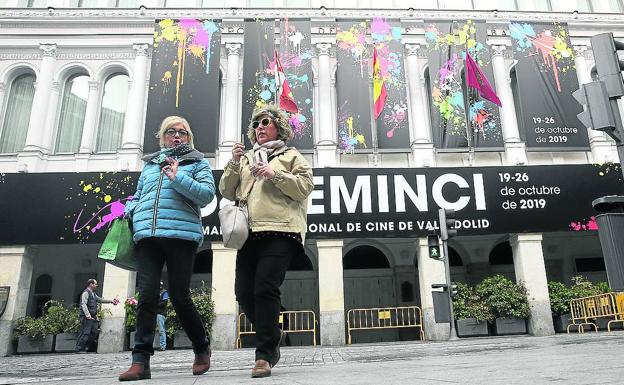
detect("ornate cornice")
[0,53,41,60]
[56,52,135,60]
[1,9,624,25]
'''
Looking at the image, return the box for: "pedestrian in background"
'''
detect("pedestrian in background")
[156,282,169,351]
[219,103,314,378]
[74,278,118,353]
[119,116,215,381]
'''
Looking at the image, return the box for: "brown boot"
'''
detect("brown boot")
[192,348,211,376]
[251,359,271,378]
[118,363,151,381]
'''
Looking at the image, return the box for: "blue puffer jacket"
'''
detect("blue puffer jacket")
[124,149,215,246]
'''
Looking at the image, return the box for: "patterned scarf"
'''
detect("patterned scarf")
[253,140,286,164]
[155,143,194,166]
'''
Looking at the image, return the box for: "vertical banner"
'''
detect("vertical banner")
[424,20,502,149]
[509,22,589,149]
[242,19,275,148]
[145,19,222,154]
[278,18,314,150]
[371,18,410,150]
[336,20,373,153]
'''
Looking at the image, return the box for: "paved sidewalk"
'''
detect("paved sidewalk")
[1,333,623,384]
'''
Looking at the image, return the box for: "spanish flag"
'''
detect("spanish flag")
[373,47,387,119]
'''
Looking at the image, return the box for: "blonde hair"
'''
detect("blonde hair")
[246,103,294,144]
[157,116,195,148]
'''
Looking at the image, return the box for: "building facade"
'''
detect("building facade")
[1,1,623,356]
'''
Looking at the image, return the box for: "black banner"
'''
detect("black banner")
[371,18,410,150]
[144,19,222,154]
[336,20,373,153]
[0,164,622,245]
[242,19,275,148]
[278,19,314,150]
[509,21,589,150]
[425,20,503,149]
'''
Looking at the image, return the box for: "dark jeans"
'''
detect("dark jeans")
[75,316,97,352]
[235,236,297,362]
[132,237,209,365]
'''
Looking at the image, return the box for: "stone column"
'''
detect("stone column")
[40,82,61,154]
[78,80,100,154]
[217,43,242,169]
[316,239,345,345]
[121,43,149,150]
[210,243,238,349]
[316,43,337,167]
[573,45,613,164]
[510,233,555,336]
[0,246,34,357]
[589,0,612,12]
[405,44,435,167]
[23,44,57,154]
[416,237,449,341]
[97,264,136,353]
[491,44,528,165]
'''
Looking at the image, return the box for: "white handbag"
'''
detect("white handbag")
[219,177,255,250]
[218,203,249,249]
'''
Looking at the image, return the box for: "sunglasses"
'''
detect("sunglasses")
[252,118,272,129]
[165,129,189,138]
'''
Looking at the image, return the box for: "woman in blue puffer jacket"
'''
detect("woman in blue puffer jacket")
[118,116,215,382]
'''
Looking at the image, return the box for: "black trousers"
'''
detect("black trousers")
[235,235,297,362]
[132,237,209,364]
[75,316,97,352]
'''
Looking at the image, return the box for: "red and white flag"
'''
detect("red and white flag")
[274,49,299,114]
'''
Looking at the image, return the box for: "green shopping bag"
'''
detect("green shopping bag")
[98,218,136,271]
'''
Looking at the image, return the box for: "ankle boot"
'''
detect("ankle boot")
[251,359,271,378]
[192,347,211,375]
[118,363,151,381]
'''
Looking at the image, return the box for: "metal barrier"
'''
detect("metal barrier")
[236,310,317,348]
[567,292,624,333]
[346,306,424,344]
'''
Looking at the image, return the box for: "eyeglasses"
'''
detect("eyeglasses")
[165,128,189,138]
[252,118,272,129]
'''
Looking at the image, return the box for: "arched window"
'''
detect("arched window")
[0,73,35,153]
[32,274,53,317]
[448,247,464,267]
[55,74,89,153]
[343,245,390,269]
[26,0,47,7]
[96,73,129,152]
[489,242,514,265]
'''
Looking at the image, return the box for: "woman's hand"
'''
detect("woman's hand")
[251,161,275,179]
[162,157,179,181]
[232,143,245,162]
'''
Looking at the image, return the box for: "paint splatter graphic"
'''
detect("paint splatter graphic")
[153,19,220,107]
[425,20,501,144]
[336,21,370,153]
[370,18,409,144]
[336,21,368,77]
[338,101,367,152]
[594,163,622,180]
[66,173,136,242]
[510,22,574,93]
[278,18,314,142]
[570,216,598,231]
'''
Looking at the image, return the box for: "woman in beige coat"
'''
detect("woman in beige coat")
[219,103,313,378]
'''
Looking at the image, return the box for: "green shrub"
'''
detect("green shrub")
[476,275,530,319]
[166,282,215,337]
[595,281,611,294]
[452,282,494,321]
[570,276,602,298]
[13,300,79,339]
[547,281,573,316]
